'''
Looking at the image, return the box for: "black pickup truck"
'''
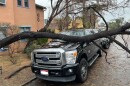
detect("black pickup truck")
[31,29,102,83]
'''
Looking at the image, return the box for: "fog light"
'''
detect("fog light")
[68,69,73,73]
[65,69,74,75]
[34,70,38,73]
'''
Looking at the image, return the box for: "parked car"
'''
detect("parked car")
[0,32,8,52]
[86,29,111,49]
[31,29,102,83]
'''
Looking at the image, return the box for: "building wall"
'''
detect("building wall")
[13,0,38,31]
[0,0,45,31]
[36,6,44,31]
[0,0,15,24]
[68,19,83,29]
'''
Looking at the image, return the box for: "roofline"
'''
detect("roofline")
[36,4,46,9]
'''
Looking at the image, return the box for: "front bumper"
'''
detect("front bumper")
[31,63,79,82]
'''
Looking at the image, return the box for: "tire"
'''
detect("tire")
[104,42,110,49]
[98,50,102,57]
[76,58,88,83]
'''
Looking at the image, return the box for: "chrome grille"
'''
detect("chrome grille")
[34,52,62,67]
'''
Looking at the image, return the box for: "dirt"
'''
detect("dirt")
[0,53,35,86]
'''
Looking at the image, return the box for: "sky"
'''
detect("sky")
[35,0,50,19]
[35,0,130,23]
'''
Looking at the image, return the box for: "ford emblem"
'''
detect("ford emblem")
[41,57,49,62]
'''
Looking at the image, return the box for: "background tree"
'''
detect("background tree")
[109,17,124,29]
[0,24,20,64]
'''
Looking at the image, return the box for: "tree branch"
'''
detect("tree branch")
[51,0,54,9]
[0,23,130,48]
[92,41,110,64]
[107,36,130,54]
[91,6,109,31]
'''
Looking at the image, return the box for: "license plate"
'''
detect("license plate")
[41,70,49,76]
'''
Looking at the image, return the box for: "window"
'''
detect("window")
[20,27,30,32]
[24,0,29,7]
[20,26,31,42]
[0,0,6,5]
[17,0,22,6]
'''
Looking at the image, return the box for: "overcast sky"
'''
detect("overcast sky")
[35,0,130,23]
[35,0,50,19]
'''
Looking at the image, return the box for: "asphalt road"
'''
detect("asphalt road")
[26,35,130,86]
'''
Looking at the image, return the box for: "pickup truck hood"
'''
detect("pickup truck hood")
[42,41,79,50]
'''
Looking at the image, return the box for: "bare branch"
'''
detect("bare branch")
[120,35,129,57]
[92,41,110,64]
[107,36,130,54]
[91,6,108,31]
[50,0,54,9]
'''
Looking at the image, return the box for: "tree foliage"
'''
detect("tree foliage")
[109,17,124,29]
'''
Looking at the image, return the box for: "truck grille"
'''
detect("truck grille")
[33,52,62,67]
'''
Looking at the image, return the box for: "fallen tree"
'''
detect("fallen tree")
[3,23,130,79]
[2,0,130,80]
[0,23,130,50]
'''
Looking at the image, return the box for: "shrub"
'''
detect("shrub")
[25,38,48,58]
[34,38,48,45]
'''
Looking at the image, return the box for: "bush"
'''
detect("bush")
[34,38,48,45]
[25,38,48,58]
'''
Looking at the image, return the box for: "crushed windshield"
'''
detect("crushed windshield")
[53,30,90,42]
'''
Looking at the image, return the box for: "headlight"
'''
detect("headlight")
[31,52,34,62]
[65,50,77,64]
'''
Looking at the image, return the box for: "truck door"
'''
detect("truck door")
[93,39,100,53]
[83,42,95,61]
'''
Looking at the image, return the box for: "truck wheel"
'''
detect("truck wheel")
[98,50,102,57]
[76,58,88,83]
[104,42,110,49]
